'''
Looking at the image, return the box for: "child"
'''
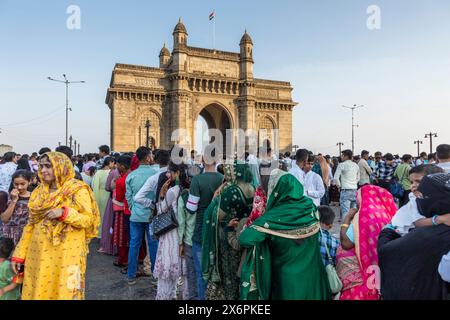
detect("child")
[390,165,447,235]
[0,237,21,300]
[318,205,339,267]
[1,170,32,245]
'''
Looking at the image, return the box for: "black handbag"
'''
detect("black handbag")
[153,196,179,238]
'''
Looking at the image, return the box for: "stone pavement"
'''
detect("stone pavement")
[85,239,156,300]
[85,205,342,300]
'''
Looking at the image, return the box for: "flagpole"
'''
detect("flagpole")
[213,10,216,50]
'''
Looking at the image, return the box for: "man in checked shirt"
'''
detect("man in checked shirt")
[373,153,398,191]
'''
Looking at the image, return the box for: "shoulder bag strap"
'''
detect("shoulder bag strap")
[319,228,333,263]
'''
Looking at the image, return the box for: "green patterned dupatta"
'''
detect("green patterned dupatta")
[202,195,223,283]
[201,162,255,287]
[239,174,321,300]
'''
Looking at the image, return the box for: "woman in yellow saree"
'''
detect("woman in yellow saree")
[10,152,100,300]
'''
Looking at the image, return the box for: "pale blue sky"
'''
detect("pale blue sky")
[1,0,449,155]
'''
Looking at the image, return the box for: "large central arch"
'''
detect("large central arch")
[195,102,233,154]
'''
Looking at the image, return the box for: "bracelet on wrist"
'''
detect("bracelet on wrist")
[341,224,350,229]
[432,215,439,226]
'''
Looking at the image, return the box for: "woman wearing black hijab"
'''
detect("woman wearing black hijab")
[378,173,450,300]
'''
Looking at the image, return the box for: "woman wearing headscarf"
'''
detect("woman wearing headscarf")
[239,173,331,300]
[202,162,255,300]
[92,157,114,245]
[99,162,121,255]
[377,173,450,300]
[336,185,396,300]
[10,152,100,300]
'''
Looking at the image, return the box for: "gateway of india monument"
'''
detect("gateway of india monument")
[106,18,297,153]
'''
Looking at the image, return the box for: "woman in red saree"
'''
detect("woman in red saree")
[336,185,397,300]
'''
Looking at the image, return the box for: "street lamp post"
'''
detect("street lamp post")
[337,142,344,155]
[145,119,151,148]
[424,132,438,154]
[69,135,73,151]
[342,104,364,154]
[414,140,423,157]
[48,74,85,146]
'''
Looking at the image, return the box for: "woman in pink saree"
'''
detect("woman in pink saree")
[336,185,397,300]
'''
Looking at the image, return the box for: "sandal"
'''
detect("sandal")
[113,261,127,268]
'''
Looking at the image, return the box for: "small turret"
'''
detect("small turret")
[173,17,188,49]
[239,30,254,80]
[172,18,188,72]
[159,43,170,68]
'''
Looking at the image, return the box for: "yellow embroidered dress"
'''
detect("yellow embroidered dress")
[12,152,100,300]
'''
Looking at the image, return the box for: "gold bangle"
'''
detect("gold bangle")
[341,224,350,228]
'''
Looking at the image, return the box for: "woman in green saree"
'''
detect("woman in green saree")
[239,173,331,300]
[202,162,255,300]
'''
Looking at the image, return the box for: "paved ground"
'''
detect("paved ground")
[85,205,342,300]
[329,204,342,237]
[85,239,156,300]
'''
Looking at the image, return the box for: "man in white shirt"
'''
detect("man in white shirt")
[333,149,360,220]
[303,154,325,206]
[358,150,373,187]
[289,149,309,187]
[436,144,450,174]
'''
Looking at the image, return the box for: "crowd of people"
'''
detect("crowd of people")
[0,141,449,300]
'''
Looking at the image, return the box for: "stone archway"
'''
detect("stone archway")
[195,103,233,154]
[258,115,276,148]
[107,22,297,153]
[137,109,161,149]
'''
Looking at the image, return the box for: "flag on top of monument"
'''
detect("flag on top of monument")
[209,11,215,20]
